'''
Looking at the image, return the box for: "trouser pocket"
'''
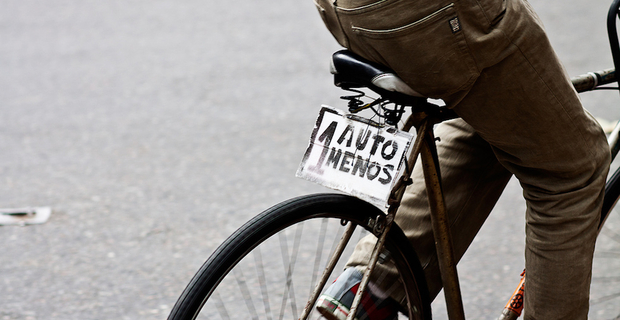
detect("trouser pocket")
[338,2,480,98]
[477,0,507,26]
[314,0,349,47]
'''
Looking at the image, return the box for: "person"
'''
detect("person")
[312,0,611,319]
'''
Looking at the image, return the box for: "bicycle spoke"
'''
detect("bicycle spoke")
[594,250,620,258]
[309,218,329,299]
[277,222,303,320]
[278,231,291,320]
[329,221,346,262]
[601,226,620,245]
[214,292,231,320]
[591,202,620,319]
[253,248,273,320]
[287,223,303,318]
[592,276,620,282]
[590,291,620,305]
[233,267,259,320]
[169,195,428,320]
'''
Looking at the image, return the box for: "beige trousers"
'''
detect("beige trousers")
[314,0,611,318]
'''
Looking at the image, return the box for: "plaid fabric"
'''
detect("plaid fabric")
[316,268,398,320]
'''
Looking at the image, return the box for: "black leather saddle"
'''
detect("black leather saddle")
[330,50,424,104]
[330,50,458,121]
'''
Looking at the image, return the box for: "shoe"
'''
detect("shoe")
[316,268,398,320]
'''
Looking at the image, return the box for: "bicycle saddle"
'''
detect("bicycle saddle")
[330,50,423,99]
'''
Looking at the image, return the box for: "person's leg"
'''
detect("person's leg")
[441,1,611,317]
[316,0,610,317]
[315,0,514,309]
[450,44,609,320]
[346,119,513,303]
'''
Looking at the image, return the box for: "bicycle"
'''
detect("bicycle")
[168,0,620,319]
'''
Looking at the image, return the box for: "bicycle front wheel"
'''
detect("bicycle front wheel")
[590,168,620,319]
[167,193,431,320]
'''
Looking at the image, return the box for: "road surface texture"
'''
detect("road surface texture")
[0,0,618,319]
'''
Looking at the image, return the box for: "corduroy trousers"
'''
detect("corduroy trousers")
[314,0,611,318]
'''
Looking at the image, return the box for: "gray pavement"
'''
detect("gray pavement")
[0,0,618,319]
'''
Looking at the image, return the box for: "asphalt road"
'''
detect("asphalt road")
[1,0,618,319]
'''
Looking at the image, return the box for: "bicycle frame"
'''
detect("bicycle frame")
[606,0,620,161]
[300,1,620,319]
[396,111,467,320]
[299,104,467,320]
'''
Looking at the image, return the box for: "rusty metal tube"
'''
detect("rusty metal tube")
[299,222,357,320]
[420,132,466,320]
[571,68,615,92]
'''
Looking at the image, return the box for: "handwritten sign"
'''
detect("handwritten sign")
[296,106,414,207]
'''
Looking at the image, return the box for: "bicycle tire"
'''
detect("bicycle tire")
[590,167,620,319]
[167,193,431,320]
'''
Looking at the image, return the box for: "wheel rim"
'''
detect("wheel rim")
[590,203,620,319]
[170,194,429,320]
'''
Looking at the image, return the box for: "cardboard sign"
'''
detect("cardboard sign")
[296,106,414,207]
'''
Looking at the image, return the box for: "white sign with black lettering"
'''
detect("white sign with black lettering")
[296,106,414,207]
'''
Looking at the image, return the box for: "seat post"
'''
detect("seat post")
[419,127,466,320]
